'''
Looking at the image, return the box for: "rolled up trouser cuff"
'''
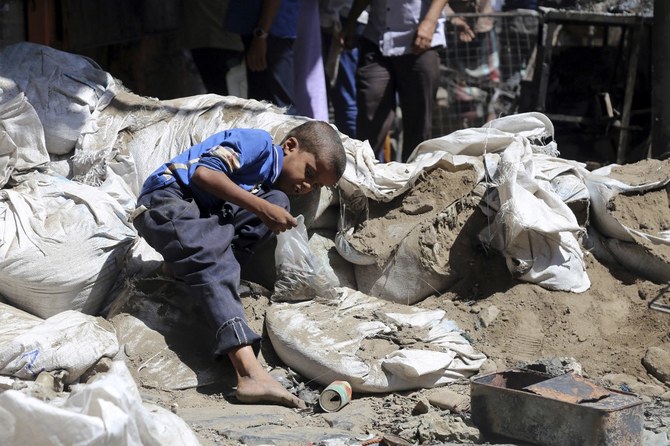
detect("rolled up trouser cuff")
[214,317,262,358]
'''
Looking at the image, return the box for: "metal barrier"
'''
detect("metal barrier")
[433,11,542,137]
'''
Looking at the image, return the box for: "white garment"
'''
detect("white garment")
[363,0,446,56]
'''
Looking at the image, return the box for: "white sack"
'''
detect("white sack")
[354,194,479,305]
[0,359,201,446]
[478,141,590,292]
[0,308,118,384]
[0,77,50,187]
[0,302,42,346]
[266,288,486,393]
[585,169,670,246]
[0,172,136,318]
[338,113,590,293]
[0,42,116,155]
[585,227,670,284]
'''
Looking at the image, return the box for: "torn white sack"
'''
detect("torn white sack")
[266,288,486,393]
[0,305,118,384]
[0,359,201,446]
[0,171,136,318]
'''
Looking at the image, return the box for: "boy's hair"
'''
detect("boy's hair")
[283,121,347,181]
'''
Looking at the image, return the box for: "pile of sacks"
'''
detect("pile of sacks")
[1,41,669,444]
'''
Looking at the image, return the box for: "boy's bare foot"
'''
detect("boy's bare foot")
[235,370,306,409]
[229,345,306,409]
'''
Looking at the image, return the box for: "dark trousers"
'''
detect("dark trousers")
[321,19,365,137]
[242,35,297,115]
[356,38,441,162]
[191,47,243,96]
[133,183,289,357]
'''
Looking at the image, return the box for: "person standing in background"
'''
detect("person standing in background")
[294,0,330,121]
[225,0,300,114]
[341,0,447,162]
[181,0,244,96]
[319,0,368,138]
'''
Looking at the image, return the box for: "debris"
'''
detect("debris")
[643,347,670,384]
[426,388,471,413]
[477,305,500,327]
[319,381,353,413]
[471,369,644,446]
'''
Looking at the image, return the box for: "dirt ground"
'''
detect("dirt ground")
[112,157,670,446]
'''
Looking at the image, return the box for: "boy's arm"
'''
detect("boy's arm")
[192,166,297,233]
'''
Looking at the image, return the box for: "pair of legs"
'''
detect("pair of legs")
[321,18,365,138]
[134,184,304,408]
[355,38,441,162]
[242,35,297,115]
[191,47,243,96]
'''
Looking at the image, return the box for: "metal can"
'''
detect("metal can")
[319,380,353,412]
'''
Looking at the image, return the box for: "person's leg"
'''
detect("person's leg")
[134,186,304,408]
[243,35,297,114]
[191,47,242,96]
[134,186,258,355]
[326,19,364,137]
[392,48,441,162]
[355,38,396,158]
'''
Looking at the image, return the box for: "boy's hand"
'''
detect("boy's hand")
[191,167,297,233]
[259,202,298,234]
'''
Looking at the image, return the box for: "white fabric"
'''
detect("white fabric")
[0,172,136,318]
[0,359,201,446]
[266,287,487,393]
[0,42,116,155]
[0,306,118,383]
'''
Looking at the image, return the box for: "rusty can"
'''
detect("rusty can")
[319,380,352,412]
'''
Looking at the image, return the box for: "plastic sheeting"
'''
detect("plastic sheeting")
[0,359,200,446]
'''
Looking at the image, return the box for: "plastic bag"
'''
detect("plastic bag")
[272,215,338,302]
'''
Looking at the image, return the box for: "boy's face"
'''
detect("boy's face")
[275,137,339,195]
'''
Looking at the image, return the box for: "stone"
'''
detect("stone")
[478,305,500,327]
[643,347,670,384]
[426,388,470,413]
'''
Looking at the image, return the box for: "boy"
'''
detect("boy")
[132,120,346,408]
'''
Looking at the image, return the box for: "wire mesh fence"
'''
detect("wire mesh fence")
[432,11,542,137]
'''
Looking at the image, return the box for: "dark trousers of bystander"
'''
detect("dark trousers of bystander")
[242,35,297,115]
[355,37,441,162]
[191,47,243,96]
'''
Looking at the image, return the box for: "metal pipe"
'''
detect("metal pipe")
[652,0,670,158]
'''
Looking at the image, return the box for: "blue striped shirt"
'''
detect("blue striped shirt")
[139,129,283,209]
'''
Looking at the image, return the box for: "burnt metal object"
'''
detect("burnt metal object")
[524,373,610,404]
[471,369,644,446]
